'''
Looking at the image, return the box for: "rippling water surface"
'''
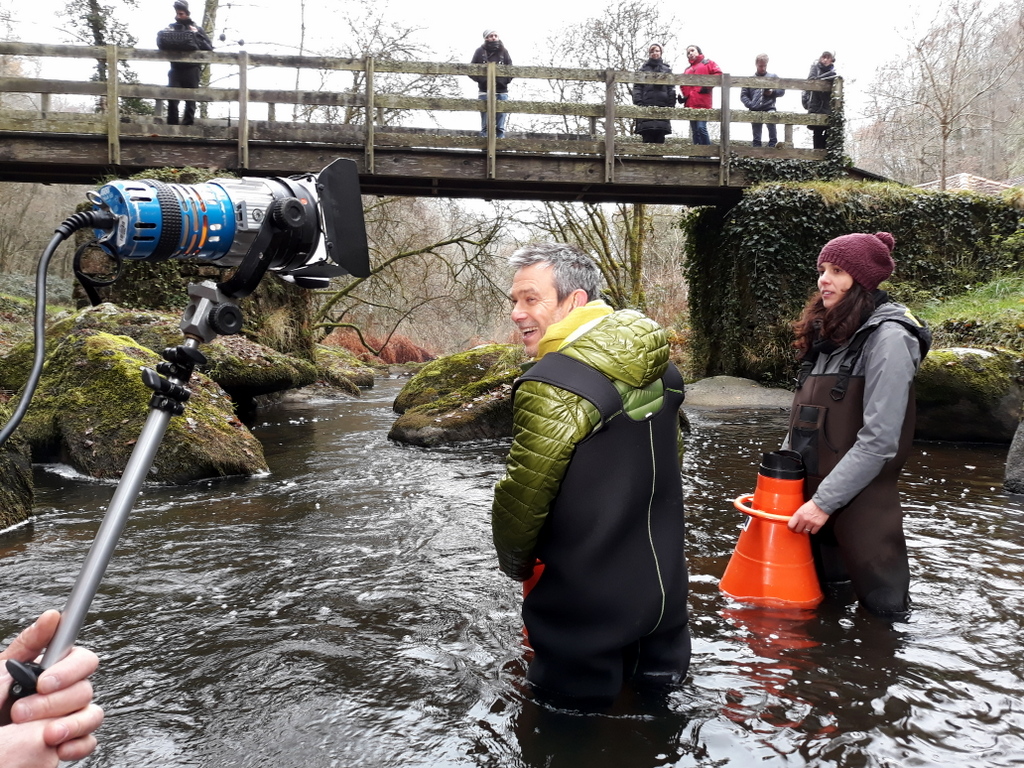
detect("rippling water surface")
[3,378,1024,767]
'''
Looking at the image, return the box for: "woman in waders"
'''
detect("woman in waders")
[784,232,931,618]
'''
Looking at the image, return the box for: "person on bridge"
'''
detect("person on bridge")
[740,53,785,148]
[492,242,691,709]
[157,0,214,126]
[632,43,675,144]
[470,30,513,138]
[679,45,721,145]
[0,610,104,768]
[784,232,931,618]
[802,51,838,150]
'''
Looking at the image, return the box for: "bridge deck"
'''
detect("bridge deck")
[0,42,841,204]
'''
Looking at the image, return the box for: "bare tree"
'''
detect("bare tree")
[60,0,151,115]
[314,197,513,355]
[858,0,1024,186]
[527,0,680,136]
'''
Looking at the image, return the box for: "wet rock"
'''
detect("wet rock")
[915,348,1024,443]
[1006,421,1024,494]
[682,375,792,410]
[0,403,33,528]
[316,344,378,392]
[14,329,267,482]
[388,344,524,446]
[0,303,334,408]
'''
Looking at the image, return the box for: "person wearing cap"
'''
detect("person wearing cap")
[802,51,838,150]
[157,0,214,126]
[784,232,931,618]
[469,30,513,138]
[631,43,675,144]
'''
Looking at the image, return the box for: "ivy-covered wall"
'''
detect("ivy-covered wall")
[680,181,1023,384]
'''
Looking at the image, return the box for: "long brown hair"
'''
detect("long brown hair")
[792,282,876,359]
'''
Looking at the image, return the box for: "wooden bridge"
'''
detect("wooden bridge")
[0,42,842,205]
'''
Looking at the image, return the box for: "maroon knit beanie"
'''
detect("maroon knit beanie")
[816,232,895,291]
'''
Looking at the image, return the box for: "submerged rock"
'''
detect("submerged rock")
[14,329,267,482]
[915,347,1024,443]
[388,344,524,447]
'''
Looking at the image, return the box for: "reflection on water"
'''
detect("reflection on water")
[2,379,1024,767]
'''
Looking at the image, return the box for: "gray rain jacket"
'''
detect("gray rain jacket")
[782,300,931,514]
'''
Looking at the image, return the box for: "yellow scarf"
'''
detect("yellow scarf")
[536,300,613,358]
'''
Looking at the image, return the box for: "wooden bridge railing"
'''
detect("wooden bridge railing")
[0,42,838,185]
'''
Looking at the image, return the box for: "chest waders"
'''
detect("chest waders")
[513,353,690,703]
[788,324,916,617]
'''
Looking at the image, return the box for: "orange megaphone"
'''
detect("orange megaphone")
[719,450,823,609]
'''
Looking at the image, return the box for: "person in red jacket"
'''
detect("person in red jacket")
[679,45,722,145]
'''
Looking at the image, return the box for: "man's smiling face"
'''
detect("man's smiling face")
[509,262,578,357]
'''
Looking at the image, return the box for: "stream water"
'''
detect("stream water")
[3,377,1024,767]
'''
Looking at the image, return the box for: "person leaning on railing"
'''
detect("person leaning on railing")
[678,44,721,146]
[802,51,838,150]
[157,0,214,126]
[469,29,513,138]
[631,43,675,144]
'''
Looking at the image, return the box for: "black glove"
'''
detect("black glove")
[677,94,685,104]
[699,86,712,95]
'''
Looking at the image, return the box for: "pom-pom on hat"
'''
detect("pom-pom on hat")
[817,232,895,291]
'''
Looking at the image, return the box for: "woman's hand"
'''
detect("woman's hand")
[787,499,829,535]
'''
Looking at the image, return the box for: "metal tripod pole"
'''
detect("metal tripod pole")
[39,382,183,667]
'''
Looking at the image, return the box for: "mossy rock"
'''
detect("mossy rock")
[0,303,320,407]
[392,344,524,414]
[315,344,377,391]
[0,402,33,528]
[931,315,1024,351]
[14,329,267,482]
[915,347,1024,443]
[388,344,525,446]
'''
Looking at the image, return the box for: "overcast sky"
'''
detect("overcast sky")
[4,0,934,132]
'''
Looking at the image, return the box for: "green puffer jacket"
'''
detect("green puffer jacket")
[491,309,682,579]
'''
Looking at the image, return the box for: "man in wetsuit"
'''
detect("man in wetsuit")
[492,242,690,708]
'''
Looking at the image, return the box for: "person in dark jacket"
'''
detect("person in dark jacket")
[632,43,674,144]
[784,232,931,618]
[802,51,837,149]
[493,242,690,709]
[470,30,513,138]
[158,0,213,126]
[679,44,722,145]
[740,53,785,148]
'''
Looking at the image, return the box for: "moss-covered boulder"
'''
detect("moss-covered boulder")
[316,344,378,392]
[915,348,1024,443]
[0,402,33,528]
[14,329,267,482]
[0,303,322,408]
[388,344,525,447]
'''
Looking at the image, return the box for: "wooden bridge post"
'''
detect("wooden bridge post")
[604,68,615,183]
[365,56,375,174]
[106,44,120,166]
[719,73,730,186]
[238,51,249,170]
[486,61,496,179]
